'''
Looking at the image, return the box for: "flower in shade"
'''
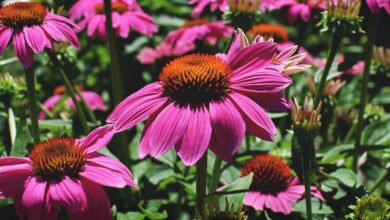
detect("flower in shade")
[0,125,137,220]
[0,2,80,68]
[291,97,322,131]
[189,0,228,17]
[242,154,323,215]
[248,23,289,42]
[366,0,390,14]
[200,198,248,220]
[69,0,157,40]
[137,41,195,64]
[278,0,326,23]
[39,85,107,120]
[373,46,390,65]
[346,195,390,219]
[107,30,308,166]
[307,76,346,97]
[165,19,232,48]
[345,60,364,75]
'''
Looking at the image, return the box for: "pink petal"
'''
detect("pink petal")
[139,110,160,159]
[265,194,294,215]
[367,0,381,13]
[39,95,62,120]
[49,21,80,48]
[49,176,87,215]
[229,92,276,141]
[149,103,191,158]
[87,153,137,188]
[77,124,115,154]
[0,157,32,198]
[23,26,47,53]
[0,27,13,54]
[107,82,167,133]
[175,107,212,166]
[22,177,47,220]
[247,92,291,111]
[279,185,305,202]
[228,42,277,75]
[209,99,245,161]
[13,31,34,68]
[80,178,111,220]
[80,162,128,188]
[231,69,292,94]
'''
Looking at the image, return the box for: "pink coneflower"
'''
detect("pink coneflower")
[189,0,228,17]
[165,19,232,48]
[38,85,107,120]
[0,125,137,220]
[107,30,308,166]
[0,2,80,68]
[366,0,390,14]
[69,0,157,40]
[278,0,326,23]
[242,154,323,215]
[137,41,195,65]
[345,61,364,76]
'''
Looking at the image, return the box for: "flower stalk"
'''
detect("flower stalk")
[209,157,222,194]
[196,152,208,219]
[24,68,40,144]
[103,0,124,105]
[354,13,381,171]
[48,52,89,134]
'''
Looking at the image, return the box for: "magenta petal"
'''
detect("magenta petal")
[50,21,80,48]
[23,26,47,53]
[243,192,260,207]
[149,103,191,158]
[22,177,47,220]
[77,124,115,154]
[80,162,128,188]
[367,0,381,13]
[265,194,294,215]
[175,107,212,166]
[80,178,111,220]
[13,31,34,68]
[231,69,292,94]
[247,92,291,111]
[280,185,305,202]
[139,110,161,159]
[49,176,87,215]
[0,27,13,54]
[228,42,277,74]
[107,82,167,133]
[209,99,245,161]
[87,153,137,188]
[229,92,276,141]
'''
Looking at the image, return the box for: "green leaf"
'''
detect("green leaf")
[293,199,334,217]
[330,168,358,188]
[10,120,32,157]
[208,173,253,212]
[145,165,175,185]
[321,144,353,163]
[362,119,390,146]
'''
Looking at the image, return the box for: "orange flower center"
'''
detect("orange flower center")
[30,138,86,180]
[54,85,84,95]
[95,2,128,14]
[0,2,47,28]
[249,24,289,42]
[160,54,231,105]
[241,154,292,194]
[181,18,210,28]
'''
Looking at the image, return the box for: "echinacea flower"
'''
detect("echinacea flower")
[242,154,323,215]
[69,0,157,40]
[189,0,228,17]
[165,19,232,48]
[0,2,80,68]
[307,76,346,96]
[278,0,326,23]
[248,23,289,42]
[107,30,308,166]
[346,195,390,219]
[38,85,107,120]
[0,125,137,220]
[366,0,390,14]
[345,61,364,75]
[137,41,195,64]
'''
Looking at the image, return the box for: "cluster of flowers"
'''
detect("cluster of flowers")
[0,0,389,219]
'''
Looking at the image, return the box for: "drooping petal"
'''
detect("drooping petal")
[0,158,32,198]
[13,31,34,68]
[139,110,161,159]
[175,107,212,166]
[0,27,13,54]
[246,92,291,111]
[77,124,115,154]
[80,177,111,220]
[209,99,245,161]
[80,162,128,188]
[265,194,294,215]
[229,92,276,141]
[107,82,167,133]
[149,103,191,158]
[86,153,137,188]
[23,26,47,53]
[49,177,87,215]
[21,177,47,220]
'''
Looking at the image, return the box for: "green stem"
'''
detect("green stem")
[368,169,388,194]
[48,52,89,134]
[71,81,98,124]
[209,157,222,194]
[196,152,208,219]
[103,0,124,105]
[314,26,344,107]
[37,102,55,119]
[303,168,313,220]
[24,68,40,144]
[353,13,380,171]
